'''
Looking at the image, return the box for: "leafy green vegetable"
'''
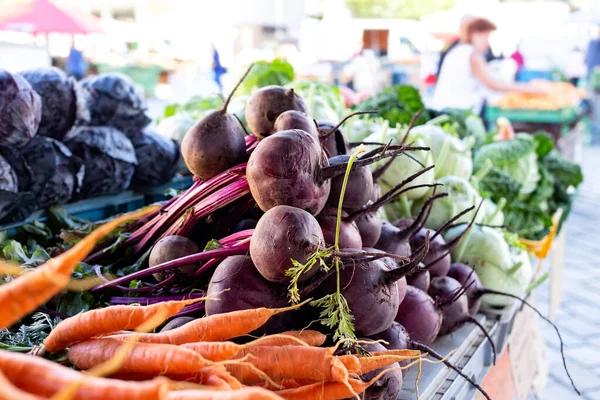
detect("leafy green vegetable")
[238,60,294,96]
[356,85,429,127]
[0,312,60,348]
[57,292,96,316]
[203,239,221,251]
[542,151,583,189]
[289,81,346,122]
[427,108,487,148]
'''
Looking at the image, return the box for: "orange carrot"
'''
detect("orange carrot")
[226,346,350,384]
[276,367,401,400]
[336,354,361,374]
[110,367,241,390]
[67,338,218,376]
[0,207,156,329]
[165,387,284,400]
[181,334,311,362]
[0,350,170,400]
[0,370,43,400]
[111,299,310,345]
[44,299,201,352]
[254,330,327,347]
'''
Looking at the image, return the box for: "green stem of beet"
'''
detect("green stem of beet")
[334,146,365,292]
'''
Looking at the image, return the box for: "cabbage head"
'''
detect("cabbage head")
[413,176,482,229]
[364,124,435,201]
[288,81,346,122]
[412,124,474,180]
[0,69,41,147]
[345,117,385,143]
[474,134,540,200]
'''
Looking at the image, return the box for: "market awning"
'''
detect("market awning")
[0,0,103,35]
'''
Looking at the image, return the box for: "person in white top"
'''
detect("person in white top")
[434,17,540,114]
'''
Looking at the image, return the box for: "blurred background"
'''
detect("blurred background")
[1,0,599,118]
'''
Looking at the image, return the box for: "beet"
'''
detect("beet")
[342,341,403,400]
[273,110,318,140]
[447,262,483,316]
[411,227,451,277]
[354,209,382,248]
[247,129,331,215]
[428,276,470,335]
[406,267,430,293]
[149,235,201,282]
[250,205,324,283]
[245,86,308,138]
[181,68,249,180]
[315,238,428,336]
[394,285,442,346]
[232,218,258,233]
[318,120,349,157]
[316,206,362,249]
[160,316,195,332]
[206,255,291,335]
[327,155,373,210]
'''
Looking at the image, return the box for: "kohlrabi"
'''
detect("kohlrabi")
[364,123,435,201]
[413,176,482,229]
[414,124,474,180]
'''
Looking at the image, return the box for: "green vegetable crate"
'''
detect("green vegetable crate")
[0,192,145,236]
[136,175,194,204]
[485,106,579,126]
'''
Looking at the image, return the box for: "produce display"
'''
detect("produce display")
[494,80,586,110]
[0,66,584,399]
[0,68,181,224]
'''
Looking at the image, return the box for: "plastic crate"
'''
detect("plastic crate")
[0,191,145,236]
[485,105,579,125]
[480,300,521,356]
[516,69,552,83]
[136,175,194,204]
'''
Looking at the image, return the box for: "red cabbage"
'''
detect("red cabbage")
[0,69,41,147]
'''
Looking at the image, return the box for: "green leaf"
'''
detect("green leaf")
[542,150,583,189]
[203,239,221,252]
[2,240,30,263]
[474,136,535,167]
[22,220,52,242]
[163,103,180,118]
[528,165,554,204]
[238,60,295,96]
[503,202,552,240]
[27,249,51,266]
[57,292,96,316]
[72,262,99,279]
[477,168,522,201]
[533,131,554,158]
[48,207,89,231]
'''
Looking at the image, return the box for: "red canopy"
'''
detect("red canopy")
[0,0,103,35]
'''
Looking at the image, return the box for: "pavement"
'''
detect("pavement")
[536,145,600,400]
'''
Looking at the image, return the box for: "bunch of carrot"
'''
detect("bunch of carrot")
[0,209,421,400]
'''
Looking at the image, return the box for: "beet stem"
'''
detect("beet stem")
[410,341,491,400]
[397,191,446,243]
[321,110,379,140]
[431,205,476,242]
[478,289,580,395]
[465,315,497,365]
[221,63,254,112]
[383,231,429,284]
[399,109,424,146]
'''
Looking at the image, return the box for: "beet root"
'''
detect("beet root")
[428,276,470,335]
[250,205,324,283]
[411,227,451,277]
[245,86,309,139]
[394,285,442,346]
[447,262,483,316]
[316,207,362,249]
[374,221,411,258]
[160,316,195,332]
[326,155,374,210]
[406,266,430,293]
[273,110,318,140]
[354,209,382,248]
[148,235,200,282]
[205,255,291,335]
[247,129,331,215]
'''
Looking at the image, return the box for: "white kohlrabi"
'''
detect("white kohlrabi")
[481,198,505,226]
[413,175,483,229]
[414,124,474,180]
[364,123,435,201]
[346,117,384,142]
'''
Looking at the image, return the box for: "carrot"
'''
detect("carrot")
[67,338,218,376]
[112,299,310,345]
[0,370,43,400]
[254,330,327,347]
[276,366,402,400]
[181,334,311,362]
[0,207,156,330]
[0,350,171,400]
[110,367,241,391]
[226,346,350,384]
[44,299,202,352]
[165,387,285,400]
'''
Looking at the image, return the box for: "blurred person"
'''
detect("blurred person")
[586,31,600,143]
[566,46,586,87]
[343,48,383,97]
[212,44,227,95]
[67,41,87,81]
[433,18,541,116]
[510,44,525,77]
